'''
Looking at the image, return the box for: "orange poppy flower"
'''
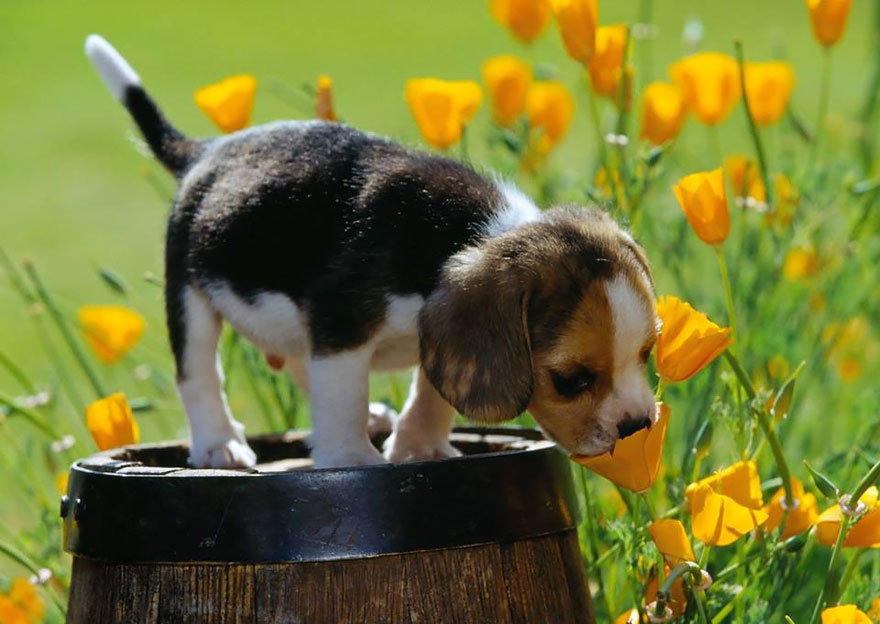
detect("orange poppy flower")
[806,0,853,47]
[649,519,695,566]
[762,477,819,539]
[405,78,483,150]
[315,75,337,122]
[77,305,146,364]
[483,55,533,127]
[490,0,551,44]
[85,392,140,451]
[673,168,731,245]
[821,604,871,624]
[640,81,687,145]
[550,0,599,64]
[526,80,576,152]
[588,25,628,99]
[690,484,769,546]
[686,460,764,510]
[669,53,740,126]
[194,74,257,133]
[744,61,795,126]
[655,296,732,383]
[572,404,669,493]
[815,486,880,548]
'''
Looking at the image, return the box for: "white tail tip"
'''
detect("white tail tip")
[84,34,141,101]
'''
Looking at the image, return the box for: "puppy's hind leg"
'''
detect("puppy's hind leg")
[308,348,387,468]
[171,286,256,468]
[383,368,462,463]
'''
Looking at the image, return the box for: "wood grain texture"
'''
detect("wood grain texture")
[67,531,595,624]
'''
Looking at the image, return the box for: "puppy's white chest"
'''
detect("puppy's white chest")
[206,283,422,369]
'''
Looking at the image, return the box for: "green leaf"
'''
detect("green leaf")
[769,361,805,422]
[97,265,129,295]
[803,460,839,499]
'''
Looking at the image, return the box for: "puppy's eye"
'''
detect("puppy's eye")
[550,367,597,398]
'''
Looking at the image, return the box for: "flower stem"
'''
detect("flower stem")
[715,246,738,356]
[0,348,37,394]
[831,549,865,605]
[22,261,107,399]
[808,514,851,624]
[723,351,794,506]
[734,39,773,207]
[812,47,833,165]
[588,84,623,209]
[0,390,61,438]
[850,456,880,503]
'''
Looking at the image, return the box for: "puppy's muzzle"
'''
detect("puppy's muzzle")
[616,414,653,439]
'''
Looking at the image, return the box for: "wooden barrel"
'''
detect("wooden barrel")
[62,426,595,624]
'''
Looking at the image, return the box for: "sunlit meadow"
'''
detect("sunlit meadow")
[1,0,879,622]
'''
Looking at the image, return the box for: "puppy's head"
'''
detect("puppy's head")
[420,207,658,457]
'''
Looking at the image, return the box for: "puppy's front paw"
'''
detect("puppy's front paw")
[311,443,388,469]
[383,432,462,463]
[190,438,257,469]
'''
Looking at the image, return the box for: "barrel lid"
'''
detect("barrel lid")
[62,426,579,564]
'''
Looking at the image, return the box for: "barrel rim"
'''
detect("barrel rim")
[62,426,581,563]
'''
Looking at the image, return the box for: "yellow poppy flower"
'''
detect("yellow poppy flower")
[8,578,44,623]
[56,472,69,495]
[640,81,687,145]
[526,80,576,152]
[482,55,533,127]
[405,78,483,150]
[816,486,880,548]
[690,484,769,546]
[655,295,732,383]
[85,392,140,451]
[588,25,627,99]
[0,596,29,624]
[490,0,551,44]
[194,74,258,133]
[763,478,819,539]
[77,305,147,364]
[673,168,731,245]
[550,0,599,64]
[806,0,853,47]
[315,75,337,122]
[868,598,880,621]
[744,61,795,126]
[686,460,764,510]
[648,519,695,566]
[614,609,641,624]
[724,154,766,205]
[572,403,669,493]
[669,53,740,126]
[783,246,821,282]
[821,604,872,624]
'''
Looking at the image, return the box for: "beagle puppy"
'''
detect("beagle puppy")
[85,35,659,469]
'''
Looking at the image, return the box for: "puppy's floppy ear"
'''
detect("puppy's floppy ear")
[419,245,533,423]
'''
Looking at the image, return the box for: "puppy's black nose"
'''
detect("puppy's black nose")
[617,416,652,439]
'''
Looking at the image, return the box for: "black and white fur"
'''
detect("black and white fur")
[85,35,658,469]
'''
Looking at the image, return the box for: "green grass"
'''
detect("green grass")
[1,1,879,622]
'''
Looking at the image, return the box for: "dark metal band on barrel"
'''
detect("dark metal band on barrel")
[62,427,580,563]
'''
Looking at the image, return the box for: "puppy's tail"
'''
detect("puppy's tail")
[85,34,200,176]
